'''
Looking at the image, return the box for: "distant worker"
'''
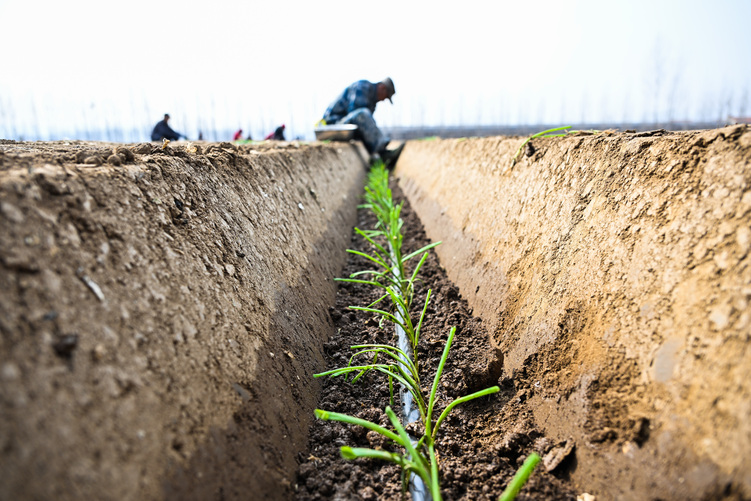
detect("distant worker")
[233,129,244,141]
[151,114,186,141]
[265,124,286,141]
[321,77,403,166]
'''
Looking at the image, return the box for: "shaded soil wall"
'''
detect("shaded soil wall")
[393,125,751,500]
[0,140,366,500]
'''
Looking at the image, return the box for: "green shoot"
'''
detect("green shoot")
[315,408,401,443]
[317,160,538,500]
[315,326,501,501]
[339,160,442,357]
[510,126,572,167]
[315,406,435,495]
[498,453,541,501]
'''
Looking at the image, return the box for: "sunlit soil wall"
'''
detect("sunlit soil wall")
[393,126,751,500]
[0,140,367,500]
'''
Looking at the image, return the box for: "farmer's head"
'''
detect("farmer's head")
[377,77,395,103]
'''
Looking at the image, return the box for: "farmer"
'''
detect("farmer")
[151,114,186,141]
[264,124,286,141]
[321,77,403,166]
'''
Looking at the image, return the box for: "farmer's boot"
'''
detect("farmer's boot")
[380,142,405,170]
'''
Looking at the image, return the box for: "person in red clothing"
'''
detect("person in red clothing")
[233,129,244,141]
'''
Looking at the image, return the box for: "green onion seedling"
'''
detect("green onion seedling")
[316,160,538,500]
[510,126,572,167]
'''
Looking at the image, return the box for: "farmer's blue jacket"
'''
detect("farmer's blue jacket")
[151,120,182,141]
[322,80,379,124]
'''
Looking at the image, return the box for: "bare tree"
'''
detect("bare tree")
[580,89,589,125]
[737,87,749,118]
[666,58,684,124]
[648,37,665,126]
[30,96,41,141]
[535,96,547,125]
[0,95,6,139]
[621,92,632,124]
[717,87,733,125]
[598,92,610,125]
[559,96,567,125]
[699,92,716,123]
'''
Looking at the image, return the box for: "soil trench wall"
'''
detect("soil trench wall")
[0,140,367,500]
[394,126,751,500]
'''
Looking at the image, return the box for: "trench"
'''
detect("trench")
[2,127,750,501]
[296,180,577,500]
[299,126,751,500]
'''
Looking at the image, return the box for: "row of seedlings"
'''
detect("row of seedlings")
[313,162,540,500]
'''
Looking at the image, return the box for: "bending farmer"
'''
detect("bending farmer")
[322,77,403,165]
[151,114,186,141]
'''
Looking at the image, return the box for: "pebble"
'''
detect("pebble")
[53,334,79,358]
[132,143,152,154]
[736,227,751,255]
[83,155,103,166]
[1,362,21,381]
[92,344,106,361]
[709,304,732,330]
[0,201,24,223]
[3,251,38,272]
[115,146,135,162]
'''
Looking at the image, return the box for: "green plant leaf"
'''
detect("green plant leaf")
[345,249,392,272]
[355,227,390,257]
[384,407,432,485]
[498,452,541,501]
[335,278,386,288]
[340,446,406,464]
[365,293,390,309]
[401,241,442,264]
[511,125,572,167]
[349,306,409,332]
[413,289,432,354]
[314,409,402,444]
[407,252,430,293]
[432,386,500,440]
[348,347,419,385]
[427,326,456,436]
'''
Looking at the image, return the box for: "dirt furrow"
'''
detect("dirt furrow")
[296,181,578,500]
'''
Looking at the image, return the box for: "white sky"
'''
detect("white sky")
[1,0,750,141]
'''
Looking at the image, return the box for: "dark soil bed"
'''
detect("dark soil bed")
[295,180,579,500]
